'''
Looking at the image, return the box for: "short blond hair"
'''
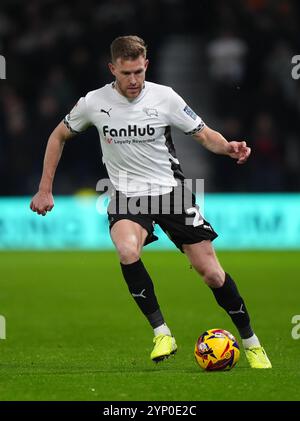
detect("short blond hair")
[110,35,147,63]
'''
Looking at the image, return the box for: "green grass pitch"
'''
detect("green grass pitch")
[0,250,299,401]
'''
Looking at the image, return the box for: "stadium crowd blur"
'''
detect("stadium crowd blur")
[0,0,300,195]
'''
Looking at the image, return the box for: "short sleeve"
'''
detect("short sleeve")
[168,89,205,135]
[63,97,92,134]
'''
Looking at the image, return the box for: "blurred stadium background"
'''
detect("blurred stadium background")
[0,0,300,401]
[1,0,300,196]
[1,0,300,250]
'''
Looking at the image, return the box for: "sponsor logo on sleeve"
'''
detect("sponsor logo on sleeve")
[184,105,197,120]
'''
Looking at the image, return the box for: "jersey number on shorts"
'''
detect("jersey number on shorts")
[186,207,204,227]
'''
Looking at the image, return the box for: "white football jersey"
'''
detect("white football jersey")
[64,81,205,196]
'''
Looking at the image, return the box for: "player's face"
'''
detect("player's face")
[109,56,149,99]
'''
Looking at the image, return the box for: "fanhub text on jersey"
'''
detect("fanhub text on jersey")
[103,124,155,137]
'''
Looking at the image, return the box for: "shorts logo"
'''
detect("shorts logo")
[143,107,158,117]
[184,105,197,121]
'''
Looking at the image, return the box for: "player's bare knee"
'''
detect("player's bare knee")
[116,242,141,264]
[203,269,225,288]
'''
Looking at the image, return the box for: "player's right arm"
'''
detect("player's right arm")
[31,95,91,216]
[30,121,75,216]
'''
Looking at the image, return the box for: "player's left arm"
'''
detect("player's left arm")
[193,125,251,165]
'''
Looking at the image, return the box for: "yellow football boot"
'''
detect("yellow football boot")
[245,346,272,368]
[150,334,177,362]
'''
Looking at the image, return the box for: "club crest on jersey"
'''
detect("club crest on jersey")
[143,107,158,117]
[103,124,155,137]
[183,105,197,121]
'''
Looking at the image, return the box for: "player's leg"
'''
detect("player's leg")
[111,219,164,326]
[183,240,271,368]
[110,219,177,361]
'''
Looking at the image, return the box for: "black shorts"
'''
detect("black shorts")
[107,186,218,252]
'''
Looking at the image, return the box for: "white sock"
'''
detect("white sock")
[154,323,171,337]
[242,334,260,349]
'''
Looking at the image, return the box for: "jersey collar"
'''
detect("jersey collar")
[111,81,147,104]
